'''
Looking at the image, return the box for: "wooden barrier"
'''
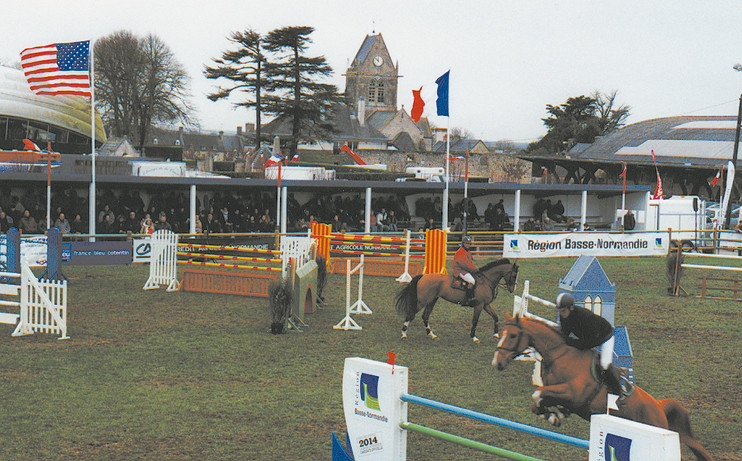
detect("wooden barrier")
[181,267,279,298]
[671,243,742,301]
[311,223,435,280]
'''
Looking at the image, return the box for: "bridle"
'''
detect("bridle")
[477,264,518,299]
[495,325,526,356]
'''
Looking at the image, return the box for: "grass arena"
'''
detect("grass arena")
[0,251,739,460]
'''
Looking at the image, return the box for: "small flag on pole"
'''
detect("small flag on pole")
[20,41,91,97]
[710,166,722,187]
[263,150,283,167]
[620,163,626,195]
[650,150,663,200]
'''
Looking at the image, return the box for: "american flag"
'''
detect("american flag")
[20,40,91,97]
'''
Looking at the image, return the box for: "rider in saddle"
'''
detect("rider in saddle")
[554,293,629,401]
[453,235,477,306]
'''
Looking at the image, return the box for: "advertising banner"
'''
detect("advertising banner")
[589,414,680,461]
[342,357,408,461]
[504,232,670,258]
[61,241,133,266]
[0,235,49,267]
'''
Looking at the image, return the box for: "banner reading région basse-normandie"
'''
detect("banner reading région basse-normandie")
[503,232,670,258]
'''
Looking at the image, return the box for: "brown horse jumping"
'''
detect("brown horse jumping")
[394,259,518,342]
[492,315,714,461]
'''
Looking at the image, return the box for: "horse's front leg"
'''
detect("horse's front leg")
[421,301,439,340]
[482,303,500,338]
[470,304,483,343]
[531,383,580,427]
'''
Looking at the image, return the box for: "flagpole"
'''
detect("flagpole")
[442,119,450,231]
[463,148,469,231]
[89,38,96,241]
[47,140,52,231]
[621,162,626,211]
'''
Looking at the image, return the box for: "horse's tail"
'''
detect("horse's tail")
[660,399,715,461]
[395,275,422,320]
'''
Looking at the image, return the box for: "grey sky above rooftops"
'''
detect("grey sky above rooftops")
[5,0,742,143]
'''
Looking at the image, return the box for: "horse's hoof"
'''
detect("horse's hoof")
[472,336,480,343]
[548,414,561,427]
[493,333,500,340]
[401,336,408,341]
[429,334,439,340]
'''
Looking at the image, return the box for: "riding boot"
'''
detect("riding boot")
[602,365,624,399]
[465,284,476,306]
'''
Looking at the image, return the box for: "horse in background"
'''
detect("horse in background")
[493,315,714,461]
[394,259,518,342]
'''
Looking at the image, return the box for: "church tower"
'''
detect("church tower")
[344,34,398,113]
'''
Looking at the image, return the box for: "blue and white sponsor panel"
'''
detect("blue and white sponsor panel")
[589,415,680,461]
[504,232,669,258]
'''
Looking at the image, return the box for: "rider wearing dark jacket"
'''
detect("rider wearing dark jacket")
[555,293,626,398]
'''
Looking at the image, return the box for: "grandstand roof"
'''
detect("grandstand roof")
[565,115,738,168]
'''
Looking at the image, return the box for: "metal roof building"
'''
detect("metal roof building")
[522,115,739,200]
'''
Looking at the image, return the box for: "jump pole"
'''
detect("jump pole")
[395,230,413,283]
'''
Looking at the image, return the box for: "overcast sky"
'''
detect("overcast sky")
[5,0,742,143]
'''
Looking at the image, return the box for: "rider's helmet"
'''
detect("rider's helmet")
[555,292,574,311]
[462,235,472,245]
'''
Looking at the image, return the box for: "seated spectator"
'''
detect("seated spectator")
[0,211,13,234]
[18,210,38,234]
[387,210,398,231]
[99,214,116,234]
[140,218,155,235]
[566,217,579,231]
[523,217,537,232]
[331,214,342,233]
[54,213,71,234]
[154,213,172,231]
[203,213,222,234]
[71,214,87,234]
[124,211,141,234]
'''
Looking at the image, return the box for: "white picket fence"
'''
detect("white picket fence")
[0,260,68,339]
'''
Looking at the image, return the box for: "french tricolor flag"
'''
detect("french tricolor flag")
[263,150,283,167]
[710,166,722,187]
[411,70,450,123]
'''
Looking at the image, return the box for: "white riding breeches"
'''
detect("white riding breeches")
[600,335,615,369]
[460,272,475,285]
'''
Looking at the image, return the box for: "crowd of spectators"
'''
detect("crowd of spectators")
[5,185,585,236]
[0,186,419,236]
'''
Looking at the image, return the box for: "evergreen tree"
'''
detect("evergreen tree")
[263,26,342,157]
[204,29,267,150]
[528,92,630,155]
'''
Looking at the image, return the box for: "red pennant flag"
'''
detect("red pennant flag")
[650,150,663,200]
[411,87,425,123]
[387,351,396,374]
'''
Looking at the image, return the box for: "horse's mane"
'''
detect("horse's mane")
[508,315,564,340]
[477,258,512,272]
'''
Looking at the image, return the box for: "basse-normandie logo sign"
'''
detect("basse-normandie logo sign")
[510,240,519,251]
[604,433,631,461]
[360,373,381,410]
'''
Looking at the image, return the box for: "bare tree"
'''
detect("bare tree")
[95,31,193,146]
[592,90,630,134]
